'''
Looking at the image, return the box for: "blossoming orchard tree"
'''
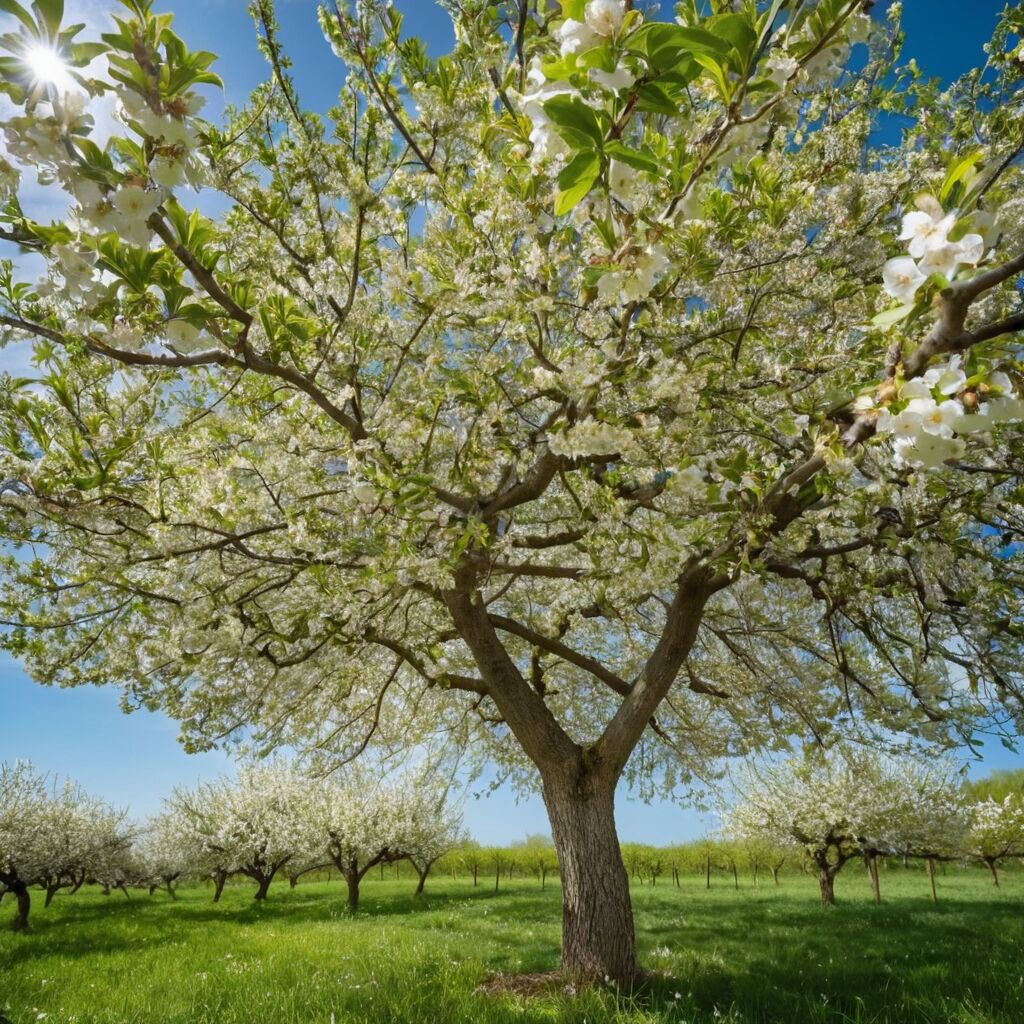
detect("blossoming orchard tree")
[726,751,967,905]
[163,762,319,900]
[1,0,1024,981]
[315,764,462,909]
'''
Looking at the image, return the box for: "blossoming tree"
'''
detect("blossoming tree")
[314,764,460,909]
[1,0,1024,980]
[162,762,319,900]
[0,761,131,928]
[726,751,968,905]
[964,795,1024,886]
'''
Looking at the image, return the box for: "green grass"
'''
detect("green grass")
[1,867,1022,1024]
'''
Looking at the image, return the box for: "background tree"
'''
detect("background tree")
[0,762,50,930]
[164,762,317,901]
[517,834,559,890]
[965,796,1024,886]
[728,754,873,905]
[317,765,420,911]
[2,0,1024,982]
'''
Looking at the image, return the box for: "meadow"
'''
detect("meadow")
[1,866,1022,1024]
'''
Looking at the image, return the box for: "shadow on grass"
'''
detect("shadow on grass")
[6,880,1024,1022]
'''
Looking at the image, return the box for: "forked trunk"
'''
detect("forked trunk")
[543,772,636,986]
[415,868,428,895]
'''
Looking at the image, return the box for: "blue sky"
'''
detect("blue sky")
[0,0,1019,844]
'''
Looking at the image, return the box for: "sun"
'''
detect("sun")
[24,44,73,90]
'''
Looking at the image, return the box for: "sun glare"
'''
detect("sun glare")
[25,44,73,90]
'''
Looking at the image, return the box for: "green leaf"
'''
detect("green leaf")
[67,41,106,67]
[708,12,757,69]
[0,0,36,33]
[871,303,916,328]
[559,0,585,20]
[635,81,687,115]
[542,94,604,148]
[940,149,984,206]
[554,149,600,216]
[605,141,660,174]
[31,0,63,36]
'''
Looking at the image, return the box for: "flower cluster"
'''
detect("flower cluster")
[859,358,1024,470]
[882,197,987,303]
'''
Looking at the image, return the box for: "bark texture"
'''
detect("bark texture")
[543,771,636,985]
[818,866,837,905]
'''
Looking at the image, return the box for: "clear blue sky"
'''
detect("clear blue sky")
[0,0,1018,843]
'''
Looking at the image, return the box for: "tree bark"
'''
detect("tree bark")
[346,871,360,912]
[925,858,938,903]
[771,865,781,886]
[984,857,1000,887]
[705,853,711,890]
[254,875,272,900]
[415,867,429,895]
[543,770,636,985]
[7,880,30,932]
[818,867,837,906]
[44,886,57,908]
[867,853,881,905]
[212,870,227,903]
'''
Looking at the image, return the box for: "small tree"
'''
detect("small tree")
[0,762,50,930]
[728,754,875,906]
[400,775,465,895]
[317,766,414,912]
[965,796,1024,886]
[518,834,559,890]
[164,762,317,901]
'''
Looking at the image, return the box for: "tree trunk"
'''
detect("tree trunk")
[541,865,547,890]
[818,867,836,906]
[705,853,711,890]
[346,871,360,912]
[212,870,227,903]
[44,886,57,908]
[254,875,272,900]
[166,881,178,901]
[9,880,30,932]
[731,863,738,890]
[543,772,636,985]
[985,857,1000,887]
[867,854,881,905]
[771,866,781,886]
[925,858,938,903]
[472,864,478,887]
[415,867,428,895]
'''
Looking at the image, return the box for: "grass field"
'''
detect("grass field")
[1,867,1022,1024]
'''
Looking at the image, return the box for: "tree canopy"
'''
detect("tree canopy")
[1,0,1023,982]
